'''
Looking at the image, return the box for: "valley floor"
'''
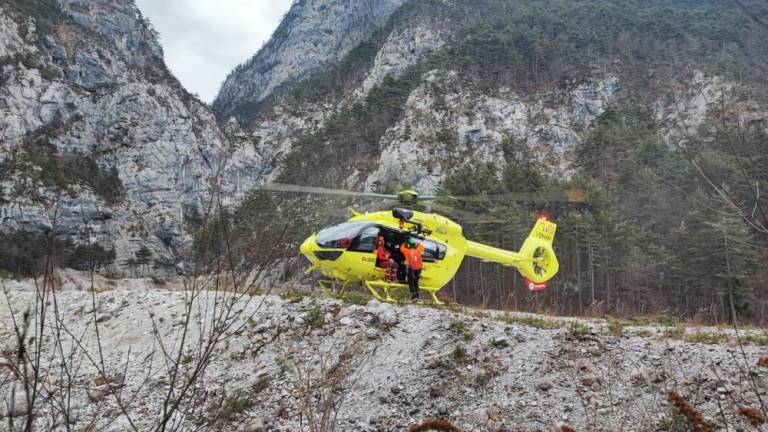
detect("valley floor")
[0,274,766,431]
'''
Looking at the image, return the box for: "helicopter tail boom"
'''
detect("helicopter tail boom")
[465,217,559,286]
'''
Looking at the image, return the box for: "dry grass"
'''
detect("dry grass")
[738,406,766,426]
[408,418,462,432]
[666,389,716,432]
[758,355,768,368]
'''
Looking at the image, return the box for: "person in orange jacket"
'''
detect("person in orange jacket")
[400,236,424,301]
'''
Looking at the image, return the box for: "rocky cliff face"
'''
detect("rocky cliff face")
[0,0,233,271]
[214,1,622,194]
[213,0,407,118]
[364,72,619,193]
[215,0,765,202]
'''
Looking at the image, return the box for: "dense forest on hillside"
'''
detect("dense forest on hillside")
[274,0,767,185]
[443,102,767,323]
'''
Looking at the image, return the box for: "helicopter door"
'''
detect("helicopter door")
[346,226,381,271]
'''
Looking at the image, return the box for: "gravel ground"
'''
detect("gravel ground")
[1,275,767,431]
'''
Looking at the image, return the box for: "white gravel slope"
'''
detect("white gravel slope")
[0,283,766,431]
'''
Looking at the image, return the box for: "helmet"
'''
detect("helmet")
[407,237,417,246]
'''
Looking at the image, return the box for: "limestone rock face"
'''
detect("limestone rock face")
[0,1,237,271]
[213,0,408,118]
[353,23,447,99]
[215,1,624,195]
[363,72,620,194]
[0,8,32,58]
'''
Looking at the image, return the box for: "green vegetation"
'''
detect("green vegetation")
[0,120,125,205]
[568,321,592,337]
[252,377,270,394]
[658,410,693,432]
[489,337,510,349]
[449,320,475,341]
[125,245,154,276]
[440,99,766,323]
[605,317,626,337]
[738,334,768,347]
[0,0,68,34]
[0,231,54,277]
[0,231,115,277]
[225,0,455,122]
[65,244,117,272]
[217,390,252,420]
[214,0,768,325]
[0,52,60,80]
[276,65,427,187]
[660,328,768,346]
[452,344,469,364]
[628,315,679,327]
[256,0,765,187]
[497,314,561,330]
[474,367,502,387]
[341,290,372,306]
[304,303,326,328]
[280,290,306,304]
[432,0,761,92]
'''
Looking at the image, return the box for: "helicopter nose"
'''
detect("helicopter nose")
[300,235,315,257]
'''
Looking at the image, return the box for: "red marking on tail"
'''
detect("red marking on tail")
[525,277,547,292]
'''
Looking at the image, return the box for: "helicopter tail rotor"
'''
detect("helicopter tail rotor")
[517,217,559,288]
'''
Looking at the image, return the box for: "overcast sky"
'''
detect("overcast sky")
[135,0,294,103]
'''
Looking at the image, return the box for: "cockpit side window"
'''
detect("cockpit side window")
[421,239,447,262]
[316,221,374,249]
[349,226,380,252]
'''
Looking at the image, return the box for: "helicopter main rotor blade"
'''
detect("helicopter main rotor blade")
[428,203,508,225]
[255,183,398,200]
[422,187,588,203]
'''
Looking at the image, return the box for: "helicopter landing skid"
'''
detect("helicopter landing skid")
[317,279,352,298]
[364,281,444,305]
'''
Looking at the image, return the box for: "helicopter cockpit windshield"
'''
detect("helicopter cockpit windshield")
[316,221,377,249]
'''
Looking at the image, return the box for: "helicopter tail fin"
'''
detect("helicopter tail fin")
[517,216,559,288]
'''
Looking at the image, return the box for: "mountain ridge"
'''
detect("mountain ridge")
[213,0,408,118]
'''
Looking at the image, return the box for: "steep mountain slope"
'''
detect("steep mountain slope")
[217,0,766,194]
[0,0,234,272]
[213,0,408,119]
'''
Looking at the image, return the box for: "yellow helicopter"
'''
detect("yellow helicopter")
[257,184,586,304]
